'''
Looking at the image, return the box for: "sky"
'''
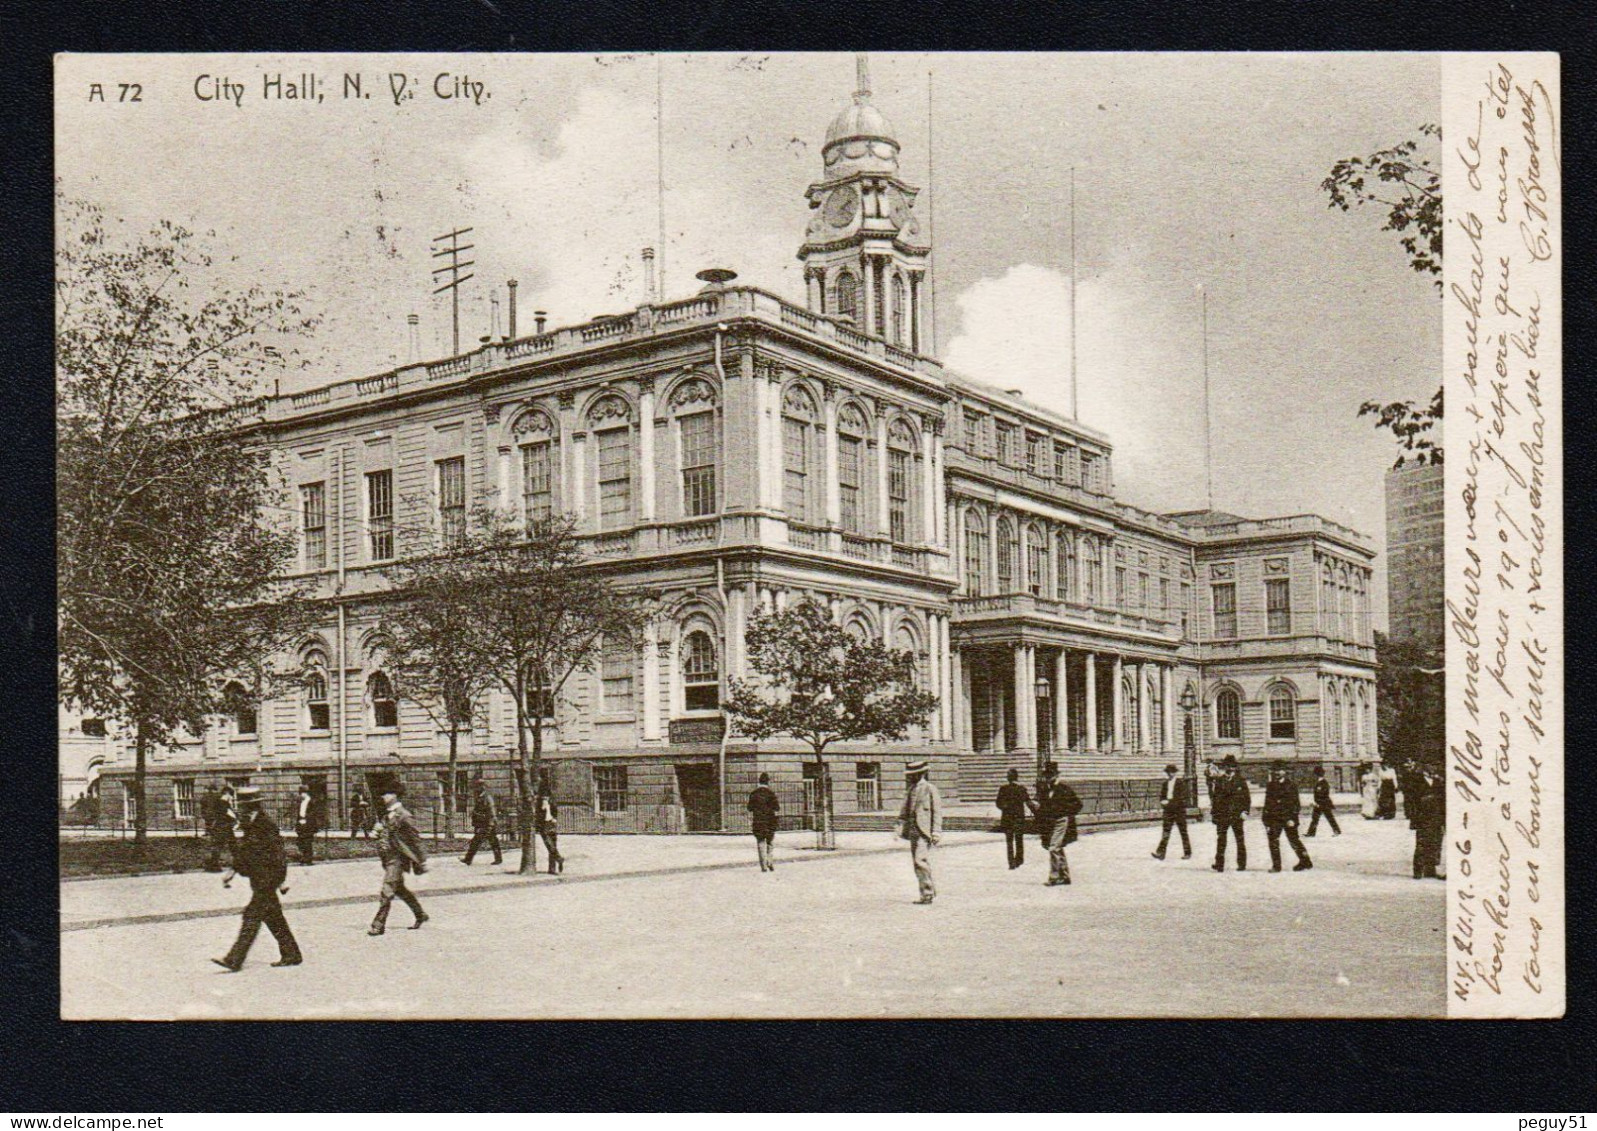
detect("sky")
[56,52,1442,628]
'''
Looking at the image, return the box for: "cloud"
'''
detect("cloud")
[943,264,1074,412]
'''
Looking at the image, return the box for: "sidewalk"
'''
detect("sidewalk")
[60,829,992,932]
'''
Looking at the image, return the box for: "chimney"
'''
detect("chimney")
[696,267,737,292]
[534,310,548,335]
[642,247,657,303]
[506,279,519,339]
[490,291,501,342]
[406,314,420,363]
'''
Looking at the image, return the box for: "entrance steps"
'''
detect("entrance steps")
[956,748,1174,800]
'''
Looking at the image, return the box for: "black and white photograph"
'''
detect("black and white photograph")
[52,50,1562,1020]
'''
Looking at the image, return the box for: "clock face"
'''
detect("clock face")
[824,185,859,229]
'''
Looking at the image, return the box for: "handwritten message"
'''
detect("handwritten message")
[1442,55,1562,1018]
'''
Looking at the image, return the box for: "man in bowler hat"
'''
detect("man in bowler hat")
[1036,761,1084,886]
[1409,765,1445,879]
[1151,764,1192,860]
[213,787,301,971]
[370,786,429,935]
[897,760,942,904]
[1305,764,1341,837]
[460,779,502,866]
[994,769,1033,869]
[1209,755,1251,872]
[1261,761,1313,872]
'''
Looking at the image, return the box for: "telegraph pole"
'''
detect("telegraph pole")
[432,227,475,357]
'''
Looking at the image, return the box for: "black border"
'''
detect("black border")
[5,0,1593,1113]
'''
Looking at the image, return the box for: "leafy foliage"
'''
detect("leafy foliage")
[56,197,317,847]
[1356,385,1445,467]
[1373,631,1444,769]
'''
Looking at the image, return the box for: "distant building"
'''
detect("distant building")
[76,59,1379,831]
[1384,461,1445,654]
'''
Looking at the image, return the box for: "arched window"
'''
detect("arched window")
[1344,686,1356,751]
[844,615,873,644]
[1026,524,1048,596]
[1215,687,1241,740]
[835,270,858,323]
[887,419,917,545]
[223,681,257,737]
[1122,675,1140,748]
[1268,686,1297,740]
[1084,538,1101,604]
[782,385,818,523]
[1328,685,1342,746]
[368,671,398,730]
[1148,672,1164,749]
[1056,530,1075,601]
[891,273,907,345]
[682,631,720,712]
[836,405,868,534]
[963,509,988,594]
[996,518,1018,592]
[303,654,330,731]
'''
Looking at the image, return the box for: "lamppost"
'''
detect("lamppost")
[1179,684,1198,795]
[1035,674,1052,778]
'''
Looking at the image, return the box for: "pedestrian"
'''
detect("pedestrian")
[1359,763,1380,819]
[460,780,503,866]
[995,768,1033,870]
[200,781,234,872]
[293,785,318,865]
[896,759,942,904]
[1377,763,1399,820]
[1262,761,1313,872]
[349,787,371,840]
[1036,760,1084,886]
[1410,766,1445,880]
[369,787,429,935]
[1202,757,1222,822]
[535,780,564,875]
[1305,764,1341,837]
[212,787,302,971]
[747,772,781,872]
[1209,755,1251,872]
[1150,763,1192,861]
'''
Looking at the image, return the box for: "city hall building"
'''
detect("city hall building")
[80,65,1379,832]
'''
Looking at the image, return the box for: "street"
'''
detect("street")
[62,819,1444,1019]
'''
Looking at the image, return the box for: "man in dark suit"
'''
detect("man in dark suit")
[747,772,781,872]
[1209,755,1251,872]
[1262,761,1313,872]
[1410,765,1445,879]
[200,782,233,872]
[370,787,429,935]
[1151,763,1192,860]
[1035,761,1083,886]
[995,769,1033,869]
[460,780,503,866]
[1305,764,1341,836]
[213,787,302,971]
[293,785,318,865]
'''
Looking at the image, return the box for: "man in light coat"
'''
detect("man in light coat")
[369,787,429,935]
[897,759,942,904]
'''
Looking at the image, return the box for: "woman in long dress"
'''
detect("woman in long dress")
[1377,763,1399,820]
[1360,764,1380,820]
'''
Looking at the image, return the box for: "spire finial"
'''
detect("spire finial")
[855,53,872,102]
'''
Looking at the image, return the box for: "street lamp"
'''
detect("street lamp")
[1035,675,1052,777]
[1178,685,1198,790]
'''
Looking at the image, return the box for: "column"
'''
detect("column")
[638,383,656,522]
[920,425,936,546]
[726,585,746,681]
[822,391,841,527]
[1162,665,1175,754]
[1054,648,1070,752]
[752,373,770,510]
[1111,655,1124,752]
[1084,653,1098,751]
[988,509,1000,588]
[641,618,661,741]
[1014,645,1036,753]
[862,255,877,336]
[497,447,512,517]
[931,427,946,549]
[874,406,890,539]
[806,270,820,311]
[570,434,588,525]
[937,616,952,741]
[1137,663,1151,753]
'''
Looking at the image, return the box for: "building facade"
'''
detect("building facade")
[83,63,1379,832]
[1384,461,1445,655]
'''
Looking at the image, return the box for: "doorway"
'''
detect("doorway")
[674,763,721,832]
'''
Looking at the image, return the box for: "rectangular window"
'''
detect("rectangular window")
[597,428,632,530]
[1054,443,1070,483]
[855,762,881,810]
[1080,452,1098,492]
[366,469,393,561]
[1160,577,1171,618]
[173,779,195,821]
[438,770,471,815]
[680,412,718,518]
[1027,537,1047,596]
[521,441,553,524]
[1212,582,1237,640]
[1181,582,1193,635]
[1266,577,1292,635]
[301,482,327,569]
[601,639,635,715]
[1025,433,1043,475]
[1115,567,1127,608]
[594,765,629,814]
[1085,549,1100,604]
[436,456,466,547]
[888,448,910,544]
[783,417,809,522]
[963,409,984,454]
[1137,572,1149,610]
[838,435,863,533]
[963,525,987,594]
[81,717,107,738]
[996,423,1015,466]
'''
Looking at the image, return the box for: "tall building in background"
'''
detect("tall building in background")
[1384,462,1444,654]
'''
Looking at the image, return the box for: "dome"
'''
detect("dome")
[825,98,898,148]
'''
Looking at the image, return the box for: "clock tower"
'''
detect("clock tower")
[799,55,932,354]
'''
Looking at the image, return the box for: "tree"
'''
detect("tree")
[1322,126,1445,465]
[386,509,651,873]
[57,198,317,851]
[1373,631,1444,769]
[724,601,939,849]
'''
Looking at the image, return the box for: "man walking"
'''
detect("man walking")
[897,760,942,904]
[460,780,502,866]
[349,787,372,840]
[293,785,318,866]
[1036,761,1083,886]
[1305,764,1341,837]
[535,781,564,875]
[200,781,234,872]
[1202,758,1222,822]
[747,772,781,872]
[1410,765,1445,879]
[1210,755,1251,873]
[995,769,1033,869]
[212,787,301,971]
[369,786,429,935]
[1151,763,1192,861]
[1262,761,1313,872]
